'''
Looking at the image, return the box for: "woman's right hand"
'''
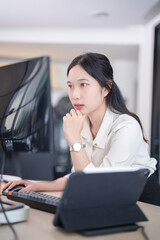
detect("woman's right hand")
[2,179,38,192]
[63,109,86,146]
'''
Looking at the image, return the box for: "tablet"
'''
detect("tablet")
[54,168,149,234]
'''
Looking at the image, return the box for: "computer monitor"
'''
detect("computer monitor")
[0,56,55,180]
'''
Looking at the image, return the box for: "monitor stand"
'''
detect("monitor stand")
[0,199,29,224]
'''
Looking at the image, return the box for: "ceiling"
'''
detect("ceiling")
[0,0,160,62]
[0,0,159,28]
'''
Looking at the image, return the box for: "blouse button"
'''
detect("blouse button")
[94,143,98,147]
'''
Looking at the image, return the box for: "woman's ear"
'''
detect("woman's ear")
[103,80,112,97]
[103,87,109,97]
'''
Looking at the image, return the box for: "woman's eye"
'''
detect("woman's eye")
[81,83,87,87]
[68,84,73,88]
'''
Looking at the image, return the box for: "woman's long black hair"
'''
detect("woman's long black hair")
[67,52,148,143]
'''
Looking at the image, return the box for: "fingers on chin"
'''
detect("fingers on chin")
[70,109,77,116]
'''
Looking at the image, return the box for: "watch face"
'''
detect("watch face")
[73,143,81,151]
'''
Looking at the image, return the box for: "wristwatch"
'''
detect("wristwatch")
[70,143,86,152]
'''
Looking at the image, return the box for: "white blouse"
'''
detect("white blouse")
[72,107,157,176]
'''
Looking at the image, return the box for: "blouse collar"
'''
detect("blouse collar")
[81,107,119,149]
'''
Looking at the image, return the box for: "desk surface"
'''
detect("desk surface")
[0,189,160,240]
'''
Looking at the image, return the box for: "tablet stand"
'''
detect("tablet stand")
[54,203,147,235]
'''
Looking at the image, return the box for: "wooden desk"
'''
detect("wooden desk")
[0,191,160,240]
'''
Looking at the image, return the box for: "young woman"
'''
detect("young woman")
[3,53,160,205]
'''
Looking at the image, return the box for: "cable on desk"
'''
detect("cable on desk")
[0,152,19,240]
[139,225,149,240]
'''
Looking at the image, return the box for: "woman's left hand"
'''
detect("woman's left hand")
[63,109,86,146]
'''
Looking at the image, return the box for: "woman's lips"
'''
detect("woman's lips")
[74,104,84,110]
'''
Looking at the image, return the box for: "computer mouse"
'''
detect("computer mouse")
[3,184,25,194]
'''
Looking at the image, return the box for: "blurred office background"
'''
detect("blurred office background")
[0,0,160,180]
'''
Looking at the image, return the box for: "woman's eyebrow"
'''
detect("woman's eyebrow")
[78,79,89,82]
[67,79,89,84]
[67,81,71,84]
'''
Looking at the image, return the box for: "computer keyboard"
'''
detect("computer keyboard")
[2,191,61,213]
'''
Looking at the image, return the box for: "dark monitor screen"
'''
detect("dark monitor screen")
[0,56,55,180]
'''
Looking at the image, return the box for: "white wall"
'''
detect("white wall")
[113,59,138,112]
[137,13,160,144]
